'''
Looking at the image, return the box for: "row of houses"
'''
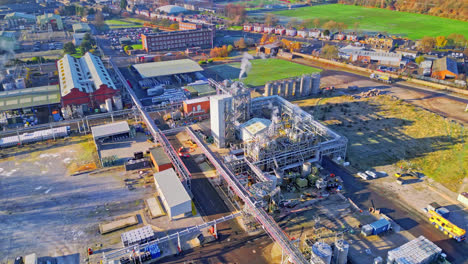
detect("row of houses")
[243,25,359,41]
[134,7,211,26]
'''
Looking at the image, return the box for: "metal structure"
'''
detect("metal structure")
[102,212,242,261]
[110,59,192,190]
[186,127,309,264]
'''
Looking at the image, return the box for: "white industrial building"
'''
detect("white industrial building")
[153,168,192,220]
[210,94,233,148]
[239,118,271,142]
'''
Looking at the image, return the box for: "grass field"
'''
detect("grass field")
[294,95,468,192]
[105,19,145,29]
[131,44,143,50]
[274,4,468,39]
[206,59,321,87]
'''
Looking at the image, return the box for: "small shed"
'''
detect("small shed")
[154,168,192,219]
[183,97,210,116]
[149,147,172,172]
[91,121,130,142]
[257,43,280,56]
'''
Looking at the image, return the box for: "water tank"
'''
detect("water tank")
[113,95,123,110]
[334,240,349,264]
[312,242,332,264]
[311,74,321,95]
[15,78,26,89]
[147,85,164,96]
[302,162,312,176]
[105,98,113,112]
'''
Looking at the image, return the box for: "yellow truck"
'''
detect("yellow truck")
[370,73,393,84]
[428,210,466,242]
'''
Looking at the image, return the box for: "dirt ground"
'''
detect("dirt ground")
[0,139,155,262]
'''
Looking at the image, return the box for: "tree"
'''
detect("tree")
[124,45,133,54]
[169,23,179,30]
[234,38,247,49]
[447,33,467,48]
[264,13,278,27]
[313,18,320,28]
[419,36,435,52]
[120,0,127,10]
[321,44,339,60]
[227,44,233,53]
[323,20,337,31]
[286,18,298,28]
[80,40,92,54]
[323,29,330,36]
[94,11,105,29]
[435,36,447,48]
[63,42,76,54]
[464,48,468,57]
[415,56,425,64]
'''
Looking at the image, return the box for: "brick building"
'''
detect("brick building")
[141,28,214,52]
[179,21,201,31]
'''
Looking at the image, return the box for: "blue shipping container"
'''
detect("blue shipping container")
[144,244,161,259]
[370,218,391,235]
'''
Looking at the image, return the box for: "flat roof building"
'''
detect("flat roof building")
[239,117,271,142]
[149,147,172,172]
[91,121,130,141]
[72,23,91,33]
[57,52,118,107]
[132,59,203,79]
[141,28,214,53]
[0,85,60,112]
[37,13,63,31]
[153,168,192,220]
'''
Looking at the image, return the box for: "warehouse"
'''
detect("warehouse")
[72,23,91,33]
[132,59,203,79]
[431,56,459,80]
[149,147,172,172]
[0,85,60,118]
[349,50,402,66]
[36,13,63,31]
[153,168,192,220]
[183,97,210,117]
[91,121,130,142]
[57,52,120,110]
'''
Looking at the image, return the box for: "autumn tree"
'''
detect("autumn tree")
[447,33,467,48]
[435,36,447,48]
[419,36,436,52]
[415,56,425,64]
[94,11,105,29]
[321,44,339,59]
[286,18,299,28]
[264,13,278,27]
[235,38,247,49]
[224,4,246,24]
[323,20,338,31]
[313,18,320,28]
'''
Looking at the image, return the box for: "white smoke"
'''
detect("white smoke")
[239,52,254,79]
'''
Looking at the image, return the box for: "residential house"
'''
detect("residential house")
[366,34,395,49]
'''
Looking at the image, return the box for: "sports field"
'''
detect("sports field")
[274,4,468,39]
[105,19,145,29]
[206,58,321,87]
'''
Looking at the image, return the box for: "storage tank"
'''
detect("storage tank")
[286,80,294,98]
[2,82,15,90]
[312,242,332,264]
[301,75,311,97]
[279,81,286,97]
[15,78,26,89]
[311,74,321,95]
[292,79,300,97]
[113,95,123,110]
[302,162,312,176]
[105,98,113,112]
[147,85,164,96]
[334,239,349,264]
[264,82,272,96]
[272,82,278,95]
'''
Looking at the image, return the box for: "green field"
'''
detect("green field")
[105,19,145,29]
[274,4,468,39]
[131,44,143,50]
[206,59,321,87]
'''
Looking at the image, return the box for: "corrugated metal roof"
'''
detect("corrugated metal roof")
[91,121,130,139]
[154,168,191,208]
[0,85,60,111]
[149,147,171,165]
[132,59,203,78]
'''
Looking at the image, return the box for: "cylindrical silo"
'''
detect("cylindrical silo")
[312,242,332,264]
[113,95,123,110]
[264,82,272,96]
[301,75,311,97]
[311,74,321,95]
[334,240,349,264]
[105,98,113,112]
[286,80,294,98]
[279,81,286,97]
[302,162,312,177]
[272,82,278,95]
[293,79,300,97]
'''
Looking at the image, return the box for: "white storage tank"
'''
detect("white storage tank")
[312,242,332,264]
[334,239,349,264]
[302,162,312,176]
[105,98,113,112]
[113,95,123,110]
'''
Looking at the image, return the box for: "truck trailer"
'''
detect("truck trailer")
[370,73,393,84]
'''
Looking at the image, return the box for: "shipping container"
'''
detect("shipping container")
[369,218,391,235]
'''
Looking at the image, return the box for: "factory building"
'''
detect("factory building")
[141,28,214,52]
[238,118,271,142]
[4,12,36,28]
[387,236,442,264]
[183,97,210,117]
[153,168,192,220]
[349,50,402,66]
[210,94,233,148]
[37,13,63,31]
[57,53,121,116]
[91,121,131,142]
[149,147,172,172]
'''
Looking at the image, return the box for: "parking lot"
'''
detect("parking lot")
[106,27,153,52]
[99,133,155,165]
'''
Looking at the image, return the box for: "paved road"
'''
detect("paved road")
[322,157,468,263]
